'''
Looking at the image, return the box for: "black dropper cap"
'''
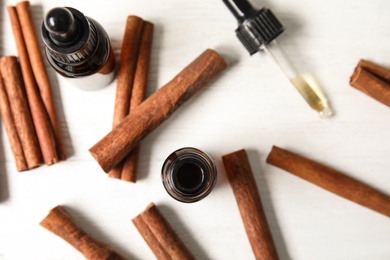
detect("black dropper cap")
[43,7,79,46]
[41,7,99,68]
[222,0,284,55]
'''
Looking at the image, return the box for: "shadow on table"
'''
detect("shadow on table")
[1,1,3,57]
[247,148,292,260]
[158,203,210,260]
[0,0,10,203]
[0,120,10,203]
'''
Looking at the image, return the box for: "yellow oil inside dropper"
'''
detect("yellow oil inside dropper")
[222,0,333,118]
[263,41,332,118]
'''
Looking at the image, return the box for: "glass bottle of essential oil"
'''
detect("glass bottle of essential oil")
[161,147,217,203]
[41,7,115,90]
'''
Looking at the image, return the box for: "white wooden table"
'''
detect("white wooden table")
[1,0,389,259]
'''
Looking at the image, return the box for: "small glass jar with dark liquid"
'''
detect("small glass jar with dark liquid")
[41,7,115,90]
[161,147,217,203]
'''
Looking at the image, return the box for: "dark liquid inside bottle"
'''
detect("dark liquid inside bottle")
[162,147,217,203]
[173,160,205,194]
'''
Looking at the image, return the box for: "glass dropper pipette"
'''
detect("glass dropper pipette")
[222,0,333,118]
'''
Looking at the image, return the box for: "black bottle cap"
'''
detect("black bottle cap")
[44,7,79,46]
[42,7,98,65]
[222,0,284,55]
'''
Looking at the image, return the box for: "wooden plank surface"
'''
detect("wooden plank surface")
[0,0,389,259]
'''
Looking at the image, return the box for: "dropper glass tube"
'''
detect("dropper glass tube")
[222,0,333,118]
[262,41,332,118]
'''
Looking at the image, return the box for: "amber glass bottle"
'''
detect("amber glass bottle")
[41,7,115,90]
[161,147,217,203]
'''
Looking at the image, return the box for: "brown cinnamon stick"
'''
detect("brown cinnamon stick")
[0,70,28,171]
[266,145,390,218]
[222,149,279,260]
[40,205,125,260]
[0,56,42,169]
[120,146,140,182]
[109,15,144,179]
[16,1,67,160]
[90,49,227,173]
[113,15,144,127]
[98,47,116,75]
[8,6,58,165]
[121,21,154,182]
[358,59,390,82]
[132,203,195,260]
[350,61,390,107]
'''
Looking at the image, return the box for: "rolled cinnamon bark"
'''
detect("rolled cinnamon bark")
[120,146,140,182]
[267,145,390,218]
[121,21,154,182]
[358,59,390,82]
[8,6,58,165]
[0,70,28,171]
[132,203,195,260]
[98,47,116,75]
[108,162,124,180]
[222,149,279,260]
[90,49,227,173]
[16,1,67,160]
[109,15,144,179]
[350,62,390,107]
[0,56,42,169]
[40,205,125,260]
[113,15,144,127]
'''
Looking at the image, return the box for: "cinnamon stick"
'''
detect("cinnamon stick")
[0,70,28,171]
[121,21,154,182]
[120,146,140,182]
[98,47,116,75]
[113,15,144,127]
[40,205,125,260]
[90,49,227,173]
[8,6,58,165]
[16,1,67,160]
[132,203,195,260]
[222,149,279,260]
[0,56,42,169]
[109,15,144,179]
[358,59,390,82]
[266,145,390,218]
[350,61,390,107]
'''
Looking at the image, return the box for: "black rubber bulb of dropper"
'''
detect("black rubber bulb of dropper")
[222,0,256,22]
[44,7,79,46]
